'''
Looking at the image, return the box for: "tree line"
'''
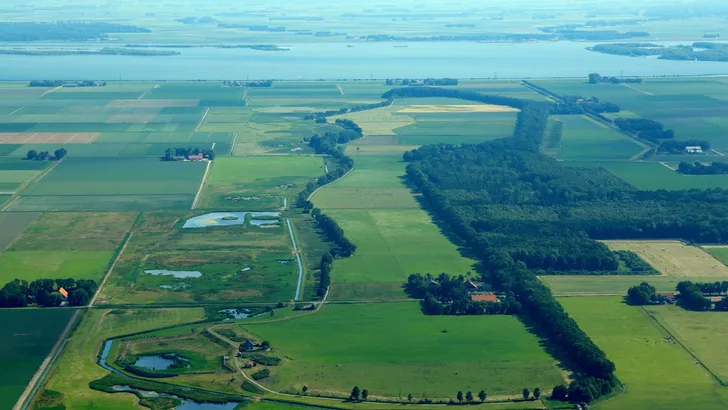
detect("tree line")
[678,161,728,175]
[588,73,643,84]
[304,100,392,121]
[26,148,67,161]
[385,78,458,86]
[0,21,150,41]
[29,80,107,87]
[161,147,215,161]
[0,278,96,307]
[223,80,273,87]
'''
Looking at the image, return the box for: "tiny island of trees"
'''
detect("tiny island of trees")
[25,148,67,161]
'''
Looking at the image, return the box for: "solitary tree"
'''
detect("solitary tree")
[261,341,271,350]
[26,150,38,160]
[302,386,308,395]
[465,391,473,403]
[533,388,541,400]
[407,393,413,403]
[350,386,361,401]
[457,391,464,403]
[362,389,369,401]
[522,388,530,401]
[478,390,487,403]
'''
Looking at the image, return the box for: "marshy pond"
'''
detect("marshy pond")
[134,354,189,370]
[145,270,202,279]
[182,212,281,229]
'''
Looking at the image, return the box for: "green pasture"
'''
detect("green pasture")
[42,308,205,410]
[570,161,728,190]
[0,309,75,410]
[98,211,299,305]
[645,304,728,384]
[242,303,565,399]
[0,212,40,250]
[540,275,722,295]
[554,115,644,160]
[0,250,114,284]
[706,247,728,265]
[200,156,323,209]
[561,297,727,410]
[394,112,517,145]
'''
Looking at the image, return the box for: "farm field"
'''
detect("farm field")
[601,240,728,278]
[645,304,728,384]
[541,275,723,295]
[0,309,75,410]
[0,211,39,250]
[239,303,566,399]
[570,161,728,191]
[553,115,645,160]
[561,297,728,410]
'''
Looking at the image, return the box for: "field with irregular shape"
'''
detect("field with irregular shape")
[602,240,728,278]
[571,161,728,191]
[240,303,565,399]
[561,297,728,410]
[0,309,75,410]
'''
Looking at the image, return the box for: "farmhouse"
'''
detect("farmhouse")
[240,339,256,352]
[685,146,704,154]
[471,293,498,303]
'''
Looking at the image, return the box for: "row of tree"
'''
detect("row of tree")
[614,118,675,142]
[318,253,333,297]
[26,148,67,161]
[161,147,215,161]
[384,78,458,86]
[552,95,620,115]
[0,278,96,308]
[304,100,391,121]
[310,208,357,257]
[588,73,643,84]
[222,80,272,87]
[678,161,728,175]
[29,80,106,87]
[0,21,149,41]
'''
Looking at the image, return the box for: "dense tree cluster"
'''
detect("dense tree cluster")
[382,86,526,109]
[405,273,520,315]
[318,253,333,297]
[385,78,458,86]
[0,21,150,41]
[678,161,728,175]
[29,80,106,87]
[689,281,728,295]
[676,281,713,311]
[615,250,655,273]
[0,278,96,307]
[589,42,728,62]
[588,73,643,84]
[223,80,273,87]
[658,139,711,154]
[614,118,675,143]
[26,148,67,161]
[626,282,670,305]
[161,147,215,161]
[334,119,363,135]
[310,208,356,257]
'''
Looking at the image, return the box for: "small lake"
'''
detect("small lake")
[112,386,240,410]
[145,269,202,279]
[134,354,188,371]
[183,212,281,229]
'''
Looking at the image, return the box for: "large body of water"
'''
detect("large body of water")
[1,41,727,80]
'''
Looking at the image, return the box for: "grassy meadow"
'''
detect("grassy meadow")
[240,303,565,400]
[561,297,728,410]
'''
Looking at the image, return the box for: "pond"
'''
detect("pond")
[112,386,240,410]
[134,354,189,371]
[183,212,281,229]
[145,270,202,279]
[219,308,253,320]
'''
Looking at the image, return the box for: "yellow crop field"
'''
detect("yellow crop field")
[601,240,728,278]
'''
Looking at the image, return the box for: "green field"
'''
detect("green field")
[541,275,723,295]
[0,250,114,283]
[569,161,728,190]
[0,212,39,250]
[553,115,645,160]
[200,156,323,209]
[240,303,565,399]
[561,297,728,410]
[0,309,75,410]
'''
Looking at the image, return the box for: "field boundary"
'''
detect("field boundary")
[90,231,134,307]
[641,307,725,386]
[191,160,213,209]
[286,218,304,301]
[307,166,355,201]
[13,310,80,410]
[0,159,63,211]
[195,107,210,132]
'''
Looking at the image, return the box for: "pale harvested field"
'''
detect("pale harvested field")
[397,104,520,113]
[332,107,414,135]
[253,106,319,113]
[0,133,99,144]
[601,240,728,278]
[106,114,157,123]
[108,99,199,108]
